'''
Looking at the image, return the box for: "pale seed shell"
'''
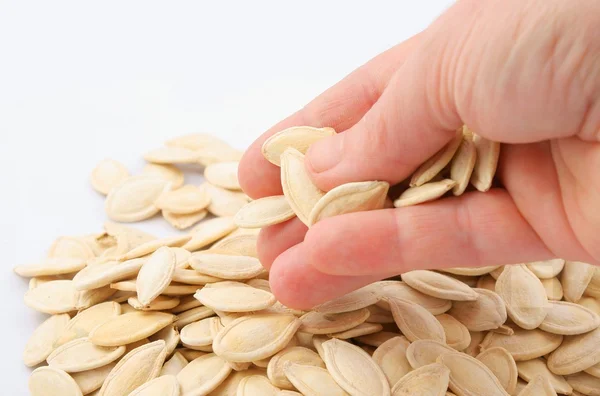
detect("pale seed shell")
[565,371,600,396]
[166,133,231,151]
[176,353,232,395]
[194,282,275,312]
[71,362,116,395]
[148,324,180,355]
[299,308,370,334]
[160,351,188,377]
[476,347,518,394]
[450,136,477,195]
[280,148,325,226]
[517,375,558,396]
[307,181,389,226]
[284,362,349,396]
[267,346,325,390]
[55,301,122,347]
[394,179,457,207]
[190,252,264,280]
[464,330,486,357]
[90,159,130,195]
[237,375,280,395]
[29,366,83,396]
[410,130,463,187]
[470,134,500,192]
[322,338,390,396]
[202,182,249,217]
[98,340,167,396]
[204,161,241,190]
[211,368,268,396]
[405,339,455,369]
[172,268,222,285]
[23,313,70,367]
[437,352,508,396]
[73,258,145,290]
[314,284,380,314]
[213,314,301,362]
[526,259,565,279]
[355,331,400,347]
[180,317,221,347]
[143,146,201,164]
[374,281,452,315]
[171,295,202,313]
[436,314,471,350]
[495,264,548,329]
[119,235,191,261]
[24,280,80,314]
[402,270,478,301]
[261,126,336,166]
[211,232,259,258]
[47,337,126,373]
[111,280,198,296]
[163,209,208,230]
[142,163,184,189]
[389,298,447,343]
[128,375,180,396]
[448,288,508,331]
[136,246,177,306]
[539,300,600,335]
[372,336,412,387]
[516,358,572,395]
[174,306,215,328]
[128,295,180,311]
[176,348,207,361]
[15,258,87,278]
[234,195,295,228]
[105,176,171,222]
[182,216,237,251]
[480,328,563,361]
[329,322,383,339]
[542,277,564,301]
[365,305,395,324]
[562,261,595,303]
[77,286,118,310]
[155,185,210,214]
[89,311,175,346]
[547,327,600,375]
[48,236,96,260]
[391,362,450,396]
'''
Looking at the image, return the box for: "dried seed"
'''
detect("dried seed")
[24,280,80,314]
[308,181,389,226]
[547,327,600,375]
[180,317,221,347]
[211,232,259,258]
[105,176,171,222]
[194,281,275,312]
[29,366,83,396]
[172,268,222,285]
[539,300,600,335]
[375,281,452,315]
[98,340,167,396]
[267,346,325,390]
[166,133,232,151]
[464,331,486,357]
[470,134,500,192]
[15,258,87,278]
[315,285,380,314]
[389,298,447,343]
[322,338,390,396]
[204,161,241,190]
[136,246,177,306]
[211,368,268,396]
[155,184,211,214]
[391,362,450,396]
[394,179,457,207]
[450,136,477,195]
[47,338,126,373]
[213,314,301,362]
[411,130,463,187]
[143,146,201,164]
[526,259,565,279]
[495,264,548,330]
[174,306,215,328]
[142,163,184,189]
[73,258,145,290]
[128,375,180,396]
[90,159,130,195]
[565,371,600,396]
[402,270,479,301]
[89,311,175,346]
[261,126,336,166]
[517,375,557,396]
[365,305,395,324]
[55,301,122,347]
[562,261,595,303]
[160,351,188,377]
[128,295,180,311]
[437,352,508,395]
[405,339,455,369]
[476,347,518,394]
[163,209,208,230]
[541,277,564,301]
[448,288,507,331]
[284,362,349,396]
[77,286,118,310]
[234,195,295,228]
[111,280,198,296]
[23,313,70,367]
[148,324,180,355]
[372,336,412,387]
[202,182,249,217]
[71,362,116,395]
[182,216,237,251]
[480,328,563,361]
[516,358,572,395]
[237,375,280,395]
[355,331,400,347]
[177,348,208,361]
[280,148,324,225]
[299,308,371,334]
[477,275,497,292]
[190,252,264,280]
[329,322,383,339]
[436,314,472,351]
[118,235,191,261]
[176,353,232,395]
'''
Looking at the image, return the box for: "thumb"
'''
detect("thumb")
[305,0,600,191]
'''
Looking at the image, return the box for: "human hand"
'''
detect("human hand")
[238,0,600,310]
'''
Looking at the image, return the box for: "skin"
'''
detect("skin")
[238,0,600,310]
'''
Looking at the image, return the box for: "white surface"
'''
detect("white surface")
[0,1,452,393]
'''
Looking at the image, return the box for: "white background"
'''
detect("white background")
[0,1,452,393]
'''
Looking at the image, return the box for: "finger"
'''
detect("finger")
[269,243,384,310]
[257,217,307,270]
[238,34,423,199]
[305,0,600,191]
[295,191,554,277]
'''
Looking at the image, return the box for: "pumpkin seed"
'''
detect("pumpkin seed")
[234,195,296,228]
[389,298,446,343]
[283,362,349,396]
[476,347,518,394]
[410,129,462,187]
[402,270,478,301]
[128,375,180,396]
[470,134,500,192]
[516,358,572,395]
[89,311,175,346]
[394,179,457,207]
[204,161,241,190]
[29,366,83,396]
[90,159,130,196]
[438,352,509,395]
[47,338,126,373]
[372,336,412,387]
[391,362,450,396]
[105,176,171,222]
[261,126,336,166]
[23,313,70,367]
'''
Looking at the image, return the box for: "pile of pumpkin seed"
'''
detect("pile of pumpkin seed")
[16,127,600,395]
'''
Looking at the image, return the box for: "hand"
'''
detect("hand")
[238,0,600,310]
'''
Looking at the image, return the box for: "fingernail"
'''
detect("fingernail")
[306,135,343,173]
